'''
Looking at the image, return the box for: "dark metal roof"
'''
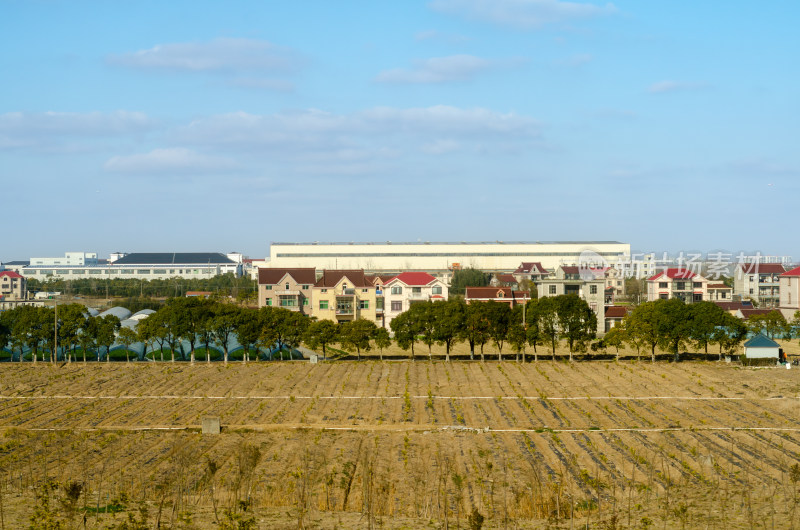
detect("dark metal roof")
[112,253,235,265]
[2,260,30,266]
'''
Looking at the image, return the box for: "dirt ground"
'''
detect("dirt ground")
[2,355,800,528]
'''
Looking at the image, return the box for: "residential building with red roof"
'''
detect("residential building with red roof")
[512,262,549,285]
[310,270,383,324]
[537,266,606,335]
[384,272,448,328]
[0,270,27,301]
[604,305,631,332]
[779,266,800,316]
[735,263,786,308]
[706,283,733,302]
[258,268,317,313]
[646,268,708,303]
[465,287,529,307]
[491,273,519,289]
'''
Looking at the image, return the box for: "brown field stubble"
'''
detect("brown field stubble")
[1,359,800,528]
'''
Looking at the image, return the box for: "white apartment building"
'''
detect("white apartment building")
[734,263,786,308]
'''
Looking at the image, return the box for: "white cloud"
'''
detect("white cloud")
[429,0,617,29]
[108,38,301,73]
[647,80,708,94]
[175,106,539,150]
[376,55,494,83]
[0,111,154,151]
[104,148,238,175]
[227,77,295,92]
[421,139,461,154]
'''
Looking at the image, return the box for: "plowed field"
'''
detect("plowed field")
[1,360,800,528]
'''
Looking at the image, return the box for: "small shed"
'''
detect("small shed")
[743,335,781,359]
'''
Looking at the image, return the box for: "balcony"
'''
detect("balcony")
[335,308,354,315]
[408,292,428,300]
[276,289,300,295]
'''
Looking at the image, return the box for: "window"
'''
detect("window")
[391,286,402,295]
[359,300,369,309]
[303,298,309,306]
[285,283,290,290]
[321,288,328,293]
[137,270,150,275]
[302,285,309,290]
[412,287,422,293]
[675,282,685,290]
[89,270,102,275]
[319,300,329,309]
[432,286,442,295]
[362,288,368,293]
[266,299,272,306]
[265,286,272,290]
[391,301,402,311]
[72,270,85,275]
[658,282,668,289]
[590,285,597,294]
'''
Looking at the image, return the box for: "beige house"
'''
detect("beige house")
[646,268,707,303]
[706,283,733,302]
[257,268,317,313]
[0,271,27,301]
[779,266,800,317]
[734,263,786,308]
[537,266,606,335]
[310,270,381,324]
[384,272,449,328]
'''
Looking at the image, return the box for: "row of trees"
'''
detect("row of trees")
[607,299,797,362]
[2,295,791,364]
[26,273,257,301]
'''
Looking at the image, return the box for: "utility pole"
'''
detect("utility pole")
[53,300,58,363]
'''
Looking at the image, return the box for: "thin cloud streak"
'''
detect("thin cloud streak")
[108,38,302,73]
[429,0,617,29]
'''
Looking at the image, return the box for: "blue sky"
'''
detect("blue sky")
[2,0,799,261]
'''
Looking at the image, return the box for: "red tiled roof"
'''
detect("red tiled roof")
[707,283,731,289]
[781,266,800,277]
[605,306,630,319]
[738,308,777,320]
[741,263,787,274]
[562,266,580,275]
[315,269,371,288]
[495,274,517,284]
[0,271,23,279]
[258,268,317,285]
[465,287,529,301]
[387,272,438,287]
[514,262,547,274]
[647,268,697,281]
[366,274,397,285]
[714,301,752,311]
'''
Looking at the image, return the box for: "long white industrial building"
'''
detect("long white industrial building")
[266,241,631,273]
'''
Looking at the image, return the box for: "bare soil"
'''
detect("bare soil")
[2,356,800,528]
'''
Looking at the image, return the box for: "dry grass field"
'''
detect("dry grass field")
[2,347,800,528]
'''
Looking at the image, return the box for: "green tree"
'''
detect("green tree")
[305,319,339,357]
[508,305,528,362]
[277,310,309,358]
[57,304,86,362]
[432,299,466,362]
[0,310,11,359]
[448,268,488,296]
[555,295,597,357]
[713,313,748,360]
[604,325,626,358]
[95,315,121,362]
[461,302,492,361]
[117,326,138,362]
[625,301,661,362]
[391,310,420,360]
[689,301,727,355]
[234,307,262,361]
[211,303,241,363]
[339,319,377,361]
[485,301,511,361]
[653,298,692,362]
[374,327,392,361]
[77,316,98,362]
[747,310,790,340]
[409,303,437,359]
[534,297,560,359]
[524,300,541,360]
